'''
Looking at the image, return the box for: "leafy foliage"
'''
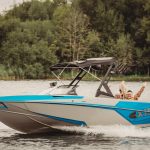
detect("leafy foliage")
[0,0,149,79]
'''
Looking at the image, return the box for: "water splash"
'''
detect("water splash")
[0,122,10,129]
[1,122,150,138]
[55,125,150,138]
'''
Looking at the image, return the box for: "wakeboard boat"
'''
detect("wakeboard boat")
[0,57,149,133]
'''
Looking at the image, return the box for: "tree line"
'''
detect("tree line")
[0,0,149,79]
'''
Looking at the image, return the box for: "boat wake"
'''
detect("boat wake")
[55,125,150,138]
[0,122,150,138]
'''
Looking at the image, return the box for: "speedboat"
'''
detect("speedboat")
[0,57,149,134]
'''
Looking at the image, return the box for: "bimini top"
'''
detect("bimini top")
[50,57,115,70]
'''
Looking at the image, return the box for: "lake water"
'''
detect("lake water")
[0,80,150,150]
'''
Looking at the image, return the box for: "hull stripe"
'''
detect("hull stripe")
[36,113,87,126]
[26,101,150,113]
[0,95,84,102]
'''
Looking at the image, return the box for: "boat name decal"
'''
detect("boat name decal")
[129,108,150,119]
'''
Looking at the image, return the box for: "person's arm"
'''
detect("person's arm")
[119,81,127,99]
[134,82,147,100]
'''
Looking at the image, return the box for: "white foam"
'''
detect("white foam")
[55,125,150,137]
[1,122,150,137]
[0,122,10,129]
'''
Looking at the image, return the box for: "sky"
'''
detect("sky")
[0,0,27,13]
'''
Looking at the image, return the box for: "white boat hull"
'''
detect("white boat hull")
[0,95,149,133]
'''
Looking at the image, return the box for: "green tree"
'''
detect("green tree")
[85,30,104,58]
[0,20,58,78]
[0,0,149,78]
[53,5,90,61]
[97,34,134,67]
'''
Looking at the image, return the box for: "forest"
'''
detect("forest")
[0,0,149,79]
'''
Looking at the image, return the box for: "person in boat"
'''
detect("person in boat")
[115,81,147,100]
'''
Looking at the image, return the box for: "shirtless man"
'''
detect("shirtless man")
[115,82,147,100]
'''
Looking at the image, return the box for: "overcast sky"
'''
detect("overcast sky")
[0,0,28,13]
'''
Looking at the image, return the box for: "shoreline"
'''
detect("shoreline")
[0,75,150,81]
